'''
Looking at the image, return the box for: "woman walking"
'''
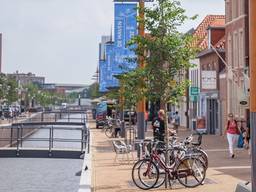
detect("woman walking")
[225,113,240,158]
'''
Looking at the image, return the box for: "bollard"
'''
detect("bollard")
[235,182,251,192]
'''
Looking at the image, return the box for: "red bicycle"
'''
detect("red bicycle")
[132,140,206,190]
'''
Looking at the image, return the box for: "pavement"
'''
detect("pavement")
[0,112,35,126]
[89,115,251,192]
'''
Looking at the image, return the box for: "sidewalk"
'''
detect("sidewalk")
[0,112,32,126]
[89,117,250,192]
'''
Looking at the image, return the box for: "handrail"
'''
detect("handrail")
[0,122,90,157]
[12,122,86,126]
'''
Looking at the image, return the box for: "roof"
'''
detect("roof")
[192,15,225,50]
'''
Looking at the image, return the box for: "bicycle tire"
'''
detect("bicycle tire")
[176,157,206,188]
[132,159,159,190]
[197,149,208,169]
[105,127,112,138]
[186,148,208,169]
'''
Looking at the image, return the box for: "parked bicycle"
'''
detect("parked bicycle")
[132,133,207,190]
[102,116,122,138]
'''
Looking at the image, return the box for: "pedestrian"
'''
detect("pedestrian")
[237,119,246,148]
[151,109,165,142]
[225,113,240,158]
[114,120,121,138]
[172,111,180,133]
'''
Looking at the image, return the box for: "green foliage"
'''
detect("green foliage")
[24,83,68,107]
[87,82,102,99]
[126,0,197,105]
[0,74,18,104]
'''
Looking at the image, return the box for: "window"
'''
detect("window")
[233,32,238,69]
[239,30,244,68]
[240,0,244,16]
[228,34,232,68]
[226,0,231,22]
[232,0,238,19]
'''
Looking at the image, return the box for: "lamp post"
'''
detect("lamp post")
[136,0,146,140]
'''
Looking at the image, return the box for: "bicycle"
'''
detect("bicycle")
[132,139,206,190]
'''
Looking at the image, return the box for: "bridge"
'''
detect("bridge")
[0,108,92,192]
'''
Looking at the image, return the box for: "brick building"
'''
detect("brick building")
[224,0,249,125]
[187,15,225,134]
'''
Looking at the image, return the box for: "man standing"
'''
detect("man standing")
[151,109,165,141]
[173,111,180,133]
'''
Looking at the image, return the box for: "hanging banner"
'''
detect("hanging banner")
[105,43,119,88]
[99,60,108,92]
[114,3,137,74]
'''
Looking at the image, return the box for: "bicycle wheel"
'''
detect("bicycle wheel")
[186,148,208,169]
[197,149,208,169]
[132,159,159,190]
[105,127,112,138]
[176,157,206,188]
[152,153,167,188]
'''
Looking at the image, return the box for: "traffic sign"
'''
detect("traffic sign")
[190,87,199,96]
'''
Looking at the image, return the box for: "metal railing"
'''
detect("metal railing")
[0,121,90,157]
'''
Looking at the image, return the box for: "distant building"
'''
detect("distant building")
[42,83,88,95]
[7,71,45,87]
[0,33,2,73]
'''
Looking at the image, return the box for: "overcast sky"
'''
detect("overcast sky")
[0,0,224,85]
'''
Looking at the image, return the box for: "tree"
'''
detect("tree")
[87,82,102,99]
[124,0,198,185]
[6,78,18,104]
[127,0,197,130]
[0,74,18,104]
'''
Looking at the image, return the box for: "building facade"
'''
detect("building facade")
[187,15,225,133]
[225,0,249,124]
[7,72,45,87]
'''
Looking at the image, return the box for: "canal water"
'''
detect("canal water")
[0,113,87,192]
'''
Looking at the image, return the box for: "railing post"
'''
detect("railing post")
[20,124,23,148]
[49,126,52,156]
[51,126,54,148]
[81,128,84,152]
[10,125,13,147]
[88,130,90,154]
[16,126,20,156]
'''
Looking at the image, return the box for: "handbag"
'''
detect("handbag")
[237,133,244,148]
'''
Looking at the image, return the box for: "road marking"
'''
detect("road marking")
[205,148,244,152]
[211,166,251,170]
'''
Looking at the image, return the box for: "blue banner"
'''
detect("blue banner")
[114,3,137,74]
[99,60,108,92]
[105,43,119,88]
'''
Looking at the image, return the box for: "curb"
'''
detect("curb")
[78,112,92,192]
